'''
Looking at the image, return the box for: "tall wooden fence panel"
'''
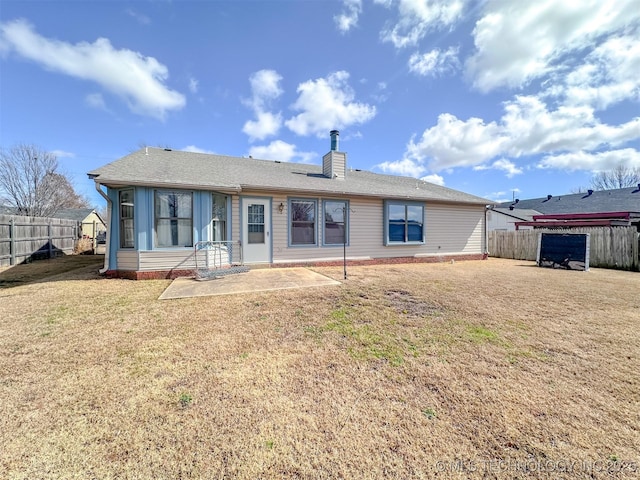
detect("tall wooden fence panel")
[489,227,640,270]
[0,214,79,267]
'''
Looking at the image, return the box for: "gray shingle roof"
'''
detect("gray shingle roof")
[55,208,97,222]
[88,147,491,205]
[0,206,17,215]
[499,187,640,214]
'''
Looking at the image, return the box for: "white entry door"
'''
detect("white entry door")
[242,198,271,263]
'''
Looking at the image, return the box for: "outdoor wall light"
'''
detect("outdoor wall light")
[278,202,284,214]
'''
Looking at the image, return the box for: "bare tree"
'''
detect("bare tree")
[0,144,89,217]
[591,164,640,190]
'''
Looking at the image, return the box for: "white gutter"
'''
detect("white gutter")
[484,206,489,257]
[94,182,111,274]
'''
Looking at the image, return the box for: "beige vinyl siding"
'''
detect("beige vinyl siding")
[269,197,485,263]
[116,250,139,271]
[117,249,196,271]
[424,203,485,255]
[231,194,241,247]
[138,250,197,271]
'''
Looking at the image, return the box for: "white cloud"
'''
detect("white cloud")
[406,113,507,170]
[538,149,640,171]
[0,19,185,119]
[51,149,75,158]
[560,33,640,110]
[421,173,444,186]
[466,0,640,92]
[285,71,376,137]
[474,158,522,178]
[334,0,362,33]
[402,95,640,174]
[408,46,459,77]
[85,92,107,111]
[125,8,150,25]
[377,158,426,177]
[182,145,215,155]
[247,69,283,108]
[242,69,283,141]
[248,140,316,164]
[376,0,468,48]
[243,111,283,142]
[188,77,199,94]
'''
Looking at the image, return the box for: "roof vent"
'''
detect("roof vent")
[515,198,519,203]
[547,194,552,200]
[330,130,339,151]
[587,189,593,195]
[509,205,514,210]
[164,148,172,151]
[637,183,640,191]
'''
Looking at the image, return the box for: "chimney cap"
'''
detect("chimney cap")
[330,129,339,136]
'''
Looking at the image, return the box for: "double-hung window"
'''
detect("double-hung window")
[155,190,193,247]
[290,199,317,246]
[385,201,425,245]
[119,189,134,248]
[323,200,348,245]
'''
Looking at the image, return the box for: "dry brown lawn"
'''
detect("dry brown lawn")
[0,256,638,479]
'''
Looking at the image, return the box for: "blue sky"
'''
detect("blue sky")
[1,0,639,208]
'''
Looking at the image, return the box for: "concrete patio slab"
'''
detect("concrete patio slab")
[159,267,341,300]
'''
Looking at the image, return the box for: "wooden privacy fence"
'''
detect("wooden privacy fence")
[489,227,640,270]
[0,214,79,267]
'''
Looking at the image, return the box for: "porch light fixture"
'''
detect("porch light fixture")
[278,202,284,214]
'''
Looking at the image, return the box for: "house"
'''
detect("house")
[55,208,107,239]
[487,207,541,231]
[88,131,492,279]
[499,186,640,215]
[498,187,640,231]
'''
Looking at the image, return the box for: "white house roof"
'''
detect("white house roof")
[88,148,491,206]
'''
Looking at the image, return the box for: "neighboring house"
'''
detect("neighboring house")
[0,206,16,215]
[487,207,541,231]
[55,208,107,239]
[499,186,640,215]
[498,187,640,231]
[88,132,492,279]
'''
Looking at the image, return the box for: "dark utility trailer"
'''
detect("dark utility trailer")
[536,233,590,271]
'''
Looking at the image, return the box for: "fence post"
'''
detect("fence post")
[631,232,640,270]
[9,218,15,266]
[48,220,53,259]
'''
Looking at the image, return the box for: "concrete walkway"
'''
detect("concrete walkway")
[159,267,341,300]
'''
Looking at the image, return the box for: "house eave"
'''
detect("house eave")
[92,178,241,194]
[239,184,490,206]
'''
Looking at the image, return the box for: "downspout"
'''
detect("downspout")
[484,206,489,259]
[94,182,111,274]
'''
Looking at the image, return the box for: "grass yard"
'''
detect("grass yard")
[0,256,638,479]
